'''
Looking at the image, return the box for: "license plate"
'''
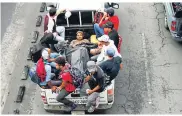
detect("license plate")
[71,99,87,104]
[69,97,87,104]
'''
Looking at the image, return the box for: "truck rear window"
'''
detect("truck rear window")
[81,11,93,25]
[69,12,80,25]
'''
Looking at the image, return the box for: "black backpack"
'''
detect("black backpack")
[40,33,58,45]
[30,42,45,63]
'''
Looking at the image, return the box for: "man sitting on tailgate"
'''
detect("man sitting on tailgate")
[84,61,105,113]
[51,57,77,111]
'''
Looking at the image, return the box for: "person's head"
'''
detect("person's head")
[87,61,97,74]
[106,47,115,58]
[98,35,110,46]
[76,31,84,40]
[103,21,114,33]
[55,57,66,70]
[106,8,115,17]
[49,7,57,17]
[42,48,51,60]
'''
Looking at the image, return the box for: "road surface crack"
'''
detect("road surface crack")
[153,4,167,51]
[154,62,179,67]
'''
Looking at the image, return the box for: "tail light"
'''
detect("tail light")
[171,21,176,31]
[41,91,47,104]
[107,86,114,103]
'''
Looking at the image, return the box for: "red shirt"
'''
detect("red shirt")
[99,15,119,31]
[61,72,76,92]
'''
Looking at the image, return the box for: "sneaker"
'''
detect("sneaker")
[87,105,95,113]
[70,103,77,111]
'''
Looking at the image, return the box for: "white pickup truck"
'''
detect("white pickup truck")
[40,2,119,114]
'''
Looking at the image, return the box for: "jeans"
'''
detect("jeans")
[90,55,99,62]
[86,77,100,107]
[176,18,182,36]
[56,89,74,106]
[49,53,60,68]
[56,26,65,40]
[94,23,104,38]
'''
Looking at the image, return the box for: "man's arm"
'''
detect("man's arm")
[84,74,92,84]
[58,80,67,89]
[56,9,66,16]
[90,85,100,93]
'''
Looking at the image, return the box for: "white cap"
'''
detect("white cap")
[42,49,49,60]
[98,35,110,42]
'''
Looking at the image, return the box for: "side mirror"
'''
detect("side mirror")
[111,3,119,9]
[104,2,119,9]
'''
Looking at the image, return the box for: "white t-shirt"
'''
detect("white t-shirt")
[47,14,57,32]
[97,40,121,63]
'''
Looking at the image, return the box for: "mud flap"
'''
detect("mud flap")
[27,47,33,60]
[71,111,85,115]
[36,15,42,27]
[31,31,39,43]
[21,65,30,80]
[40,3,46,12]
[16,86,26,103]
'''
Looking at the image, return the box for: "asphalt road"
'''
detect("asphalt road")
[1,3,182,114]
[1,3,16,40]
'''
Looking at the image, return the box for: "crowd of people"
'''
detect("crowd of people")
[29,5,123,113]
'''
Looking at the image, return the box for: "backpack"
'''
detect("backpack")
[44,14,57,32]
[94,12,104,23]
[28,66,41,85]
[40,33,57,45]
[103,57,122,87]
[30,42,45,63]
[64,67,85,89]
[36,57,46,82]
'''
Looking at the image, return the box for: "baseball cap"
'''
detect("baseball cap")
[106,47,115,57]
[98,35,110,42]
[106,8,115,16]
[103,21,114,28]
[42,48,49,60]
[87,61,97,73]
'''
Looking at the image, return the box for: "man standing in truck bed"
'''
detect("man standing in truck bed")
[44,6,66,40]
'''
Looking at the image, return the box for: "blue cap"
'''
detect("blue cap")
[106,47,115,57]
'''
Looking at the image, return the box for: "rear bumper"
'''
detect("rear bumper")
[43,102,113,112]
[171,33,182,41]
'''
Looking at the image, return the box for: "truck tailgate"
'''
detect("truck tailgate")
[41,88,108,105]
